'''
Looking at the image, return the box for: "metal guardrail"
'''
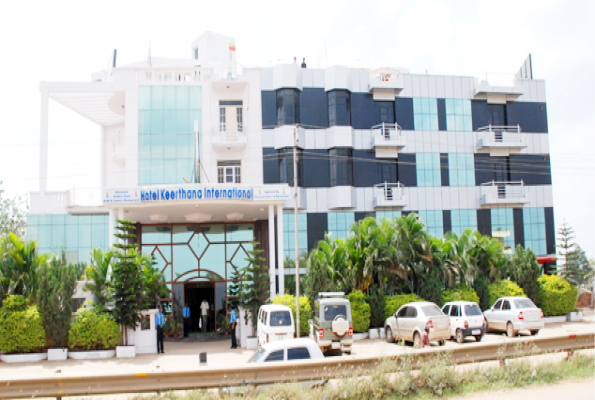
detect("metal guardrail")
[0,333,592,399]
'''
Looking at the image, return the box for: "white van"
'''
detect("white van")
[257,304,295,347]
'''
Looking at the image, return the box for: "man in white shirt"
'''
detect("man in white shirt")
[200,299,209,333]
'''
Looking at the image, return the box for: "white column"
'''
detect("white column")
[108,208,117,247]
[39,89,49,194]
[276,204,285,295]
[268,205,276,297]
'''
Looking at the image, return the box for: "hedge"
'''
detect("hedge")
[68,308,121,350]
[538,274,578,316]
[272,294,312,336]
[488,280,526,308]
[348,290,371,333]
[384,294,425,321]
[441,285,480,306]
[0,295,46,354]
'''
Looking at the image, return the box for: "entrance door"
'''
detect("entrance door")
[185,282,215,333]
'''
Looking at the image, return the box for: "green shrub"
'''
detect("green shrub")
[384,294,425,321]
[488,280,526,308]
[441,285,480,306]
[68,308,121,350]
[272,294,311,336]
[419,267,443,306]
[538,274,578,316]
[348,290,371,333]
[473,275,490,310]
[0,295,46,354]
[366,285,385,328]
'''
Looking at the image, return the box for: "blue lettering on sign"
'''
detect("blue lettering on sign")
[139,187,253,203]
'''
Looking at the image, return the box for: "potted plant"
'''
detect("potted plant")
[220,315,231,335]
[68,308,121,359]
[164,318,173,338]
[174,321,183,340]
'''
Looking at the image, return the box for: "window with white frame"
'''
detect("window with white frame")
[217,161,241,184]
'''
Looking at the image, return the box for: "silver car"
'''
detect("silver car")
[484,296,544,337]
[384,302,451,347]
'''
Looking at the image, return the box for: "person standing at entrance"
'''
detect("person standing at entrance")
[229,303,238,349]
[183,303,190,337]
[200,299,209,333]
[156,306,164,354]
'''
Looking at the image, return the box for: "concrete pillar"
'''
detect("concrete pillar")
[108,208,117,247]
[39,89,49,194]
[268,205,276,297]
[276,204,285,295]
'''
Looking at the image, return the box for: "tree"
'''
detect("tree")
[557,219,576,268]
[111,220,145,346]
[302,234,347,304]
[473,274,490,310]
[84,248,114,313]
[560,245,591,290]
[36,252,77,347]
[139,253,170,309]
[0,233,45,303]
[0,181,28,238]
[240,241,270,336]
[508,245,541,306]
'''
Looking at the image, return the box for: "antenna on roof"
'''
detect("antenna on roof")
[147,42,152,68]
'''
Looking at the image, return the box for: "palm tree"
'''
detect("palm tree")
[0,233,45,302]
[346,217,386,291]
[84,248,114,312]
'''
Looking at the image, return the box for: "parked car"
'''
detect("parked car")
[384,302,450,347]
[441,301,486,343]
[247,338,324,363]
[309,292,353,355]
[257,304,295,347]
[483,296,544,337]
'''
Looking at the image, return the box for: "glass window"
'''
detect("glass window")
[450,306,459,317]
[493,300,502,310]
[406,307,418,317]
[464,305,482,316]
[329,148,353,186]
[217,161,241,184]
[514,299,536,309]
[502,300,511,310]
[287,347,311,360]
[265,350,284,362]
[248,348,267,363]
[422,305,443,317]
[376,210,402,222]
[327,212,355,240]
[491,208,515,250]
[442,305,451,315]
[416,153,441,187]
[413,98,438,131]
[324,304,347,320]
[278,149,304,187]
[396,307,408,318]
[194,48,198,59]
[523,208,546,256]
[445,99,472,131]
[418,210,443,238]
[283,213,308,261]
[448,153,475,187]
[276,89,300,126]
[270,311,292,327]
[328,90,351,126]
[450,210,478,236]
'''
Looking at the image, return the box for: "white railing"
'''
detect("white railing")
[67,188,103,207]
[369,69,400,83]
[480,181,528,205]
[371,123,404,143]
[476,125,522,142]
[475,72,518,88]
[213,123,244,134]
[211,125,247,145]
[211,61,245,81]
[373,182,405,204]
[134,68,210,83]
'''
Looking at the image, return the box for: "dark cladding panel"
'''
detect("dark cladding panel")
[300,88,329,128]
[307,213,328,251]
[513,208,525,249]
[443,210,452,235]
[471,100,490,131]
[303,149,330,188]
[477,209,492,237]
[506,102,548,133]
[355,212,375,222]
[398,153,417,187]
[474,154,493,185]
[510,154,552,185]
[437,99,447,131]
[351,93,375,129]
[544,207,555,255]
[440,153,450,187]
[261,91,277,128]
[263,148,280,183]
[395,97,414,130]
[353,150,377,187]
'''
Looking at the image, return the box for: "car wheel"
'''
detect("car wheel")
[456,329,464,344]
[530,330,539,336]
[506,322,515,338]
[413,332,421,348]
[439,339,446,346]
[474,335,483,342]
[386,326,395,343]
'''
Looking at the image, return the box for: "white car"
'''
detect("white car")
[384,302,451,347]
[441,301,486,343]
[483,296,544,337]
[256,304,295,347]
[247,338,325,363]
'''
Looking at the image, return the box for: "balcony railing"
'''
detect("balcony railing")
[373,182,407,208]
[476,125,526,155]
[368,68,405,92]
[67,188,103,208]
[371,123,406,158]
[211,125,247,150]
[479,181,529,206]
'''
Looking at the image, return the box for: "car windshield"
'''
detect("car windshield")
[514,299,536,309]
[247,348,266,363]
[421,305,443,316]
[324,305,347,320]
[270,311,292,326]
[464,304,483,316]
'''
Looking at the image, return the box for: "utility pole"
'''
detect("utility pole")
[293,126,300,338]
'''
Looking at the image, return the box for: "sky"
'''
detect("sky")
[0,0,593,257]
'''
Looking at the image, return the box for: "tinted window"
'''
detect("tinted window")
[422,305,443,317]
[493,300,502,310]
[270,311,292,327]
[329,149,353,186]
[287,347,311,360]
[406,307,418,318]
[265,350,284,362]
[442,305,451,315]
[450,306,459,317]
[464,304,482,316]
[397,307,408,318]
[328,90,351,126]
[276,89,300,126]
[324,305,347,320]
[502,300,511,310]
[279,149,304,186]
[514,299,536,309]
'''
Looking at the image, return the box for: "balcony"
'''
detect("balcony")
[473,73,523,102]
[368,68,404,100]
[373,182,407,208]
[479,181,529,207]
[211,124,247,150]
[371,123,406,158]
[476,125,526,156]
